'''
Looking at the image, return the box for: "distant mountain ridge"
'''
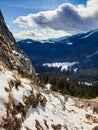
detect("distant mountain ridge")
[18,29,98,81]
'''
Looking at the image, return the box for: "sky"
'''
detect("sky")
[1,0,98,40]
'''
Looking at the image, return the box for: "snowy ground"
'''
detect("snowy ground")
[0,64,98,130]
[21,92,98,130]
[43,62,79,71]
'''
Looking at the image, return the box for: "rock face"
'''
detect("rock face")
[0,10,35,75]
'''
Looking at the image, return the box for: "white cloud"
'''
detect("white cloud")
[11,28,69,40]
[13,0,98,39]
[11,30,35,39]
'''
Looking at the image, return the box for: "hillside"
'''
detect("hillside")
[0,11,98,130]
[0,63,98,130]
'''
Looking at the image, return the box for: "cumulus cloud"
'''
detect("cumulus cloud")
[13,0,98,37]
[12,28,68,40]
[11,30,36,39]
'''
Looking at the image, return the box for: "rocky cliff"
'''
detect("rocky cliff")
[0,10,35,75]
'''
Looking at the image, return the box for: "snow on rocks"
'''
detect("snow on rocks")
[21,91,98,130]
[0,65,98,130]
[45,83,51,90]
[0,66,34,119]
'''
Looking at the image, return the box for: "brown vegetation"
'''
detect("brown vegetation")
[35,120,44,130]
[92,126,98,130]
[51,124,62,130]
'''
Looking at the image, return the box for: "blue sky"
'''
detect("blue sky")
[1,0,98,40]
[1,0,86,23]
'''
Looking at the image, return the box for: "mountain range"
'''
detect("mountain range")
[18,29,98,82]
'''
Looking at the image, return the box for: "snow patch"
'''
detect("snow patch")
[67,42,73,45]
[78,82,93,86]
[45,83,51,90]
[26,41,32,44]
[81,32,94,39]
[86,51,98,58]
[73,68,78,73]
[43,62,79,71]
[12,50,28,60]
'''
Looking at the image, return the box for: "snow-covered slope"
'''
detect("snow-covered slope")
[0,63,98,130]
[43,62,79,72]
[21,92,98,130]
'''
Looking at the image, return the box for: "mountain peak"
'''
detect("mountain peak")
[0,10,5,23]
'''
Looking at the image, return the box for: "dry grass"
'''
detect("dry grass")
[63,124,68,130]
[85,114,98,124]
[0,117,4,127]
[0,61,7,71]
[51,124,62,130]
[4,87,10,92]
[44,120,49,129]
[92,126,98,130]
[8,92,14,105]
[12,72,23,88]
[52,91,61,99]
[24,126,32,130]
[14,116,22,124]
[35,120,44,130]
